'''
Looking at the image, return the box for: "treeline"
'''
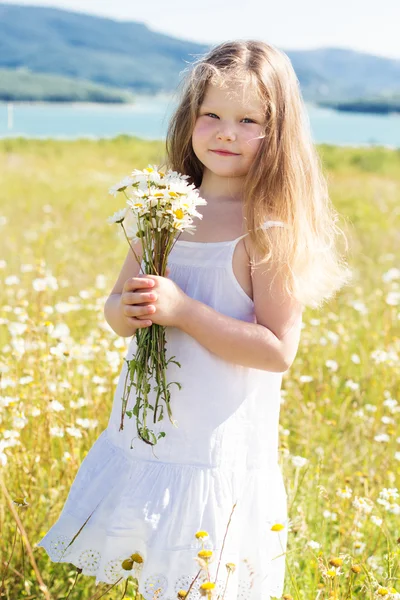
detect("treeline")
[0,69,135,103]
[319,97,400,115]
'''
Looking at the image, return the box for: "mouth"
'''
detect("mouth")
[210,149,240,156]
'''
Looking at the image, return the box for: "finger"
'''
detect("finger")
[129,317,152,328]
[122,304,156,318]
[121,291,158,305]
[124,276,155,292]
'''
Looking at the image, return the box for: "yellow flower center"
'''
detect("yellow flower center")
[121,558,133,570]
[174,208,184,219]
[327,569,337,578]
[130,552,144,564]
[271,523,285,531]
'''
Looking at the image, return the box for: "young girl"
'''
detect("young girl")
[37,40,349,599]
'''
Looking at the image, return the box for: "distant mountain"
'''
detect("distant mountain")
[0,3,399,102]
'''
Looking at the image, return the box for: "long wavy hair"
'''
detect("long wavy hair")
[166,40,351,308]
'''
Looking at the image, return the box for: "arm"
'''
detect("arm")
[104,240,156,337]
[179,298,302,372]
[104,293,137,338]
[178,232,303,372]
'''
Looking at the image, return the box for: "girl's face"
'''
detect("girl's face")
[192,80,266,180]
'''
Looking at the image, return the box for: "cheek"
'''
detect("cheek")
[242,127,264,157]
[192,119,214,148]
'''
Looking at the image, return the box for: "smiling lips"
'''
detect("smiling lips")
[210,149,240,156]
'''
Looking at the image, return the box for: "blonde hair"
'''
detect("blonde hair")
[166,40,351,308]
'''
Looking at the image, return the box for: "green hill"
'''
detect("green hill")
[0,3,399,102]
[0,68,135,102]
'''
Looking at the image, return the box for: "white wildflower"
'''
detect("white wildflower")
[291,455,308,468]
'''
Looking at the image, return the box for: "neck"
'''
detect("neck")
[198,169,245,205]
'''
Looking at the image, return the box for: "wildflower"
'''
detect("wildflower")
[121,558,134,571]
[353,541,366,554]
[377,588,390,596]
[351,564,362,573]
[307,540,321,550]
[198,550,213,561]
[329,557,343,567]
[131,553,144,564]
[291,455,308,468]
[195,531,209,539]
[353,496,374,514]
[107,208,128,224]
[200,582,215,591]
[12,496,29,507]
[327,568,337,578]
[177,591,188,598]
[337,486,353,499]
[226,563,236,573]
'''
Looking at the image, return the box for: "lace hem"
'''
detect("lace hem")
[37,532,283,599]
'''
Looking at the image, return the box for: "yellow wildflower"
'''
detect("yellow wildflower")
[198,550,213,560]
[271,523,285,531]
[351,564,362,574]
[377,588,390,596]
[200,582,215,591]
[177,591,188,598]
[329,557,343,567]
[195,531,209,539]
[226,562,236,573]
[327,568,337,578]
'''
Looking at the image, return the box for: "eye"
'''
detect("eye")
[204,112,219,119]
[241,117,257,124]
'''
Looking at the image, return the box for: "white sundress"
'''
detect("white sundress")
[36,220,289,600]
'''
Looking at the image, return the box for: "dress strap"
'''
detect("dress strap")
[233,220,287,243]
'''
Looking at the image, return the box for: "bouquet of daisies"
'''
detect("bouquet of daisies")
[108,166,207,446]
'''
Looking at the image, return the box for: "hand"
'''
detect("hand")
[136,268,191,328]
[120,274,160,330]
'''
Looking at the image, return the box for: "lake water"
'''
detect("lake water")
[0,96,399,147]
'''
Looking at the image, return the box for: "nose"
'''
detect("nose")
[216,123,236,142]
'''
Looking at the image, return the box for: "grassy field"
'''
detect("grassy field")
[0,137,399,599]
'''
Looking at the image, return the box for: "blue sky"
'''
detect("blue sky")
[3,0,400,59]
